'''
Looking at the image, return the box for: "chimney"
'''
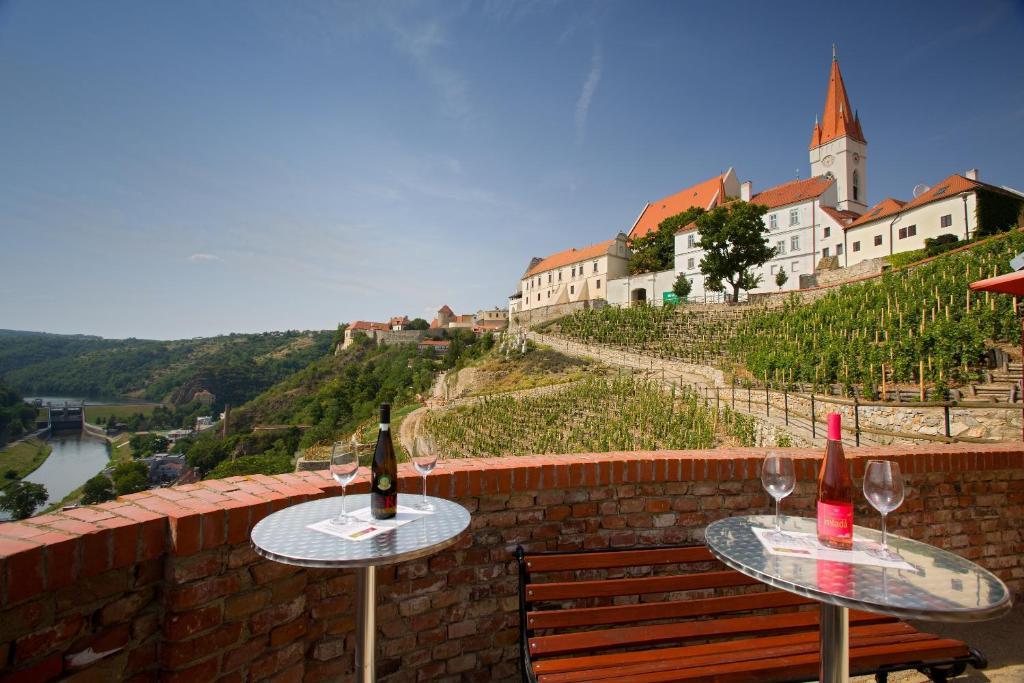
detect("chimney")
[964,168,979,181]
[740,181,752,202]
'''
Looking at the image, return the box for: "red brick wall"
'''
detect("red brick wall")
[0,444,1021,682]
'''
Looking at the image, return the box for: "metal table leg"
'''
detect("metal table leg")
[819,602,849,682]
[356,566,376,682]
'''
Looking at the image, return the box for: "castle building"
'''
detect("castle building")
[515,235,630,312]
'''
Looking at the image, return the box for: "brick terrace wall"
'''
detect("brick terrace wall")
[0,443,1021,682]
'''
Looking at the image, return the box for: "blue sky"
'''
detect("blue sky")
[1,0,1022,339]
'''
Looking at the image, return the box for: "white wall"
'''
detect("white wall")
[844,192,977,267]
[607,269,676,306]
[519,245,630,312]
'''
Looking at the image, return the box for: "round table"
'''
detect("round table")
[251,495,470,682]
[705,515,1012,683]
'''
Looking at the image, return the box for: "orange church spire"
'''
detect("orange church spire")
[810,46,865,150]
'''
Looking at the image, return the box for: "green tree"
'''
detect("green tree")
[81,474,116,505]
[775,268,789,290]
[629,208,706,274]
[672,273,692,300]
[696,203,775,302]
[111,461,149,496]
[0,481,48,520]
[406,318,430,330]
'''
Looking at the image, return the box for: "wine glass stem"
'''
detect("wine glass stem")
[422,474,427,505]
[880,512,887,550]
[774,497,781,533]
[340,485,346,522]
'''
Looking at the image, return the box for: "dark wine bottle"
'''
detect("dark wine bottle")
[817,413,853,549]
[371,403,397,519]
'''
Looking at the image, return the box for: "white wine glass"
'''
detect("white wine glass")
[761,452,796,540]
[329,440,361,526]
[863,460,905,560]
[411,432,439,511]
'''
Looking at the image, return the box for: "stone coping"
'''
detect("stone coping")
[0,443,1021,608]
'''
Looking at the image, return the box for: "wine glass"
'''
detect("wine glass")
[761,452,795,540]
[863,460,905,560]
[411,432,439,511]
[329,440,361,526]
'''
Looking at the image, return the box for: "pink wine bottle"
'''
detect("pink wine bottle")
[817,413,853,550]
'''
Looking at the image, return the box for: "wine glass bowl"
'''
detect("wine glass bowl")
[761,453,796,539]
[863,460,905,560]
[329,440,364,526]
[412,433,439,511]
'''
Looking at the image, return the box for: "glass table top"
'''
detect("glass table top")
[705,515,1012,622]
[251,494,470,569]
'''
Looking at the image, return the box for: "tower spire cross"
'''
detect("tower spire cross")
[832,43,837,61]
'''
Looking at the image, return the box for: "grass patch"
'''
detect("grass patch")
[0,437,53,487]
[85,404,161,424]
[885,248,928,269]
[470,348,595,396]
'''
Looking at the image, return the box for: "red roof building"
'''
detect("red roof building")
[628,169,741,240]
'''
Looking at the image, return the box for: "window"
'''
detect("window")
[836,243,844,256]
[874,234,883,246]
[770,265,777,275]
[824,226,831,238]
[853,241,861,252]
[547,291,550,299]
[898,225,918,240]
[547,273,551,283]
[537,294,540,302]
[822,247,830,257]
[776,240,786,255]
[571,266,576,277]
[687,234,695,248]
[687,257,695,270]
[558,271,562,281]
[570,285,575,295]
[789,208,799,226]
[593,261,598,273]
[941,214,952,228]
[790,235,800,251]
[852,170,860,202]
[596,279,601,289]
[791,261,800,273]
[769,214,778,229]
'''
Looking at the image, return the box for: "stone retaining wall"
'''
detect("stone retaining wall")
[0,444,1021,682]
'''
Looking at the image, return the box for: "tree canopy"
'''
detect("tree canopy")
[672,273,692,300]
[0,481,48,519]
[81,474,115,505]
[629,208,705,274]
[696,203,775,302]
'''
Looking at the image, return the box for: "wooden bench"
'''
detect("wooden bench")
[516,545,986,683]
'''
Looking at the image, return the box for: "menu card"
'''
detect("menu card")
[752,527,915,571]
[308,505,434,542]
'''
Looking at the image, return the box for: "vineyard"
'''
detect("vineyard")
[552,230,1024,392]
[421,374,757,458]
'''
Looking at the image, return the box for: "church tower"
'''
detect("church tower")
[809,46,867,213]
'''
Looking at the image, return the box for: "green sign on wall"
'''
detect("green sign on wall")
[662,292,680,305]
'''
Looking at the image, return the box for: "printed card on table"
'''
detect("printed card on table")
[752,527,916,571]
[307,505,434,542]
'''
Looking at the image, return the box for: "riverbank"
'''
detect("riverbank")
[0,436,53,487]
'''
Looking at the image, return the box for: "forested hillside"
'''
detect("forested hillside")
[0,328,337,409]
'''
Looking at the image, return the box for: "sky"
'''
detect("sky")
[1,0,1023,340]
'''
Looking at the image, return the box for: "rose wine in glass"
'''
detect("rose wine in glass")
[817,413,853,550]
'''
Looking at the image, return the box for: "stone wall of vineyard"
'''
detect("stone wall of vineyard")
[509,299,605,332]
[0,444,1021,682]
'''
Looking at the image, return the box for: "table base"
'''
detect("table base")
[820,603,849,683]
[357,566,376,682]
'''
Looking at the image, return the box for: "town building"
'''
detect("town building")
[389,316,410,331]
[341,320,389,349]
[418,339,450,355]
[431,305,456,329]
[473,308,508,334]
[517,234,630,312]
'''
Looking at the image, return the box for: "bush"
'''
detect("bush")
[81,474,116,505]
[924,233,961,257]
[112,461,149,496]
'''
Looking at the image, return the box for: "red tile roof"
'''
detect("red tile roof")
[348,321,389,332]
[809,56,865,150]
[846,174,994,229]
[419,339,450,347]
[629,172,731,240]
[524,239,615,278]
[820,206,861,227]
[388,316,409,327]
[438,305,455,317]
[750,176,834,209]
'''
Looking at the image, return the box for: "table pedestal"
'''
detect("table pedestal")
[356,566,376,682]
[819,603,849,683]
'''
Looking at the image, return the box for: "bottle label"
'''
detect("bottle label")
[817,501,853,541]
[377,475,392,490]
[379,424,389,431]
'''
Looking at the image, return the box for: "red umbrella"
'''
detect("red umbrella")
[969,271,1024,439]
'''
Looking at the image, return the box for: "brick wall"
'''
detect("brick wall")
[0,444,1021,682]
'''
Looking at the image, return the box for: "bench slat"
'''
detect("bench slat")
[526,569,759,602]
[603,639,972,683]
[527,589,814,630]
[537,628,941,682]
[532,621,916,674]
[528,607,893,656]
[525,546,715,573]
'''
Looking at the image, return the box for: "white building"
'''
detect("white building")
[518,234,630,312]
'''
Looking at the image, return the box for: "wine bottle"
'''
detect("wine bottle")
[371,403,397,519]
[817,413,853,549]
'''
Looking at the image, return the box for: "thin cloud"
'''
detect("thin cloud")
[187,253,221,263]
[575,42,603,144]
[388,19,473,123]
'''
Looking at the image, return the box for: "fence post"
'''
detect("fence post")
[732,382,736,410]
[748,385,752,412]
[854,394,861,447]
[811,393,816,439]
[784,388,789,426]
[944,405,951,439]
[765,384,770,418]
